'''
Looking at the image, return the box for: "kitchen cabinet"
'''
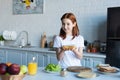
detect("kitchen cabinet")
[27,51,47,67]
[81,56,105,68]
[0,46,106,68]
[0,49,53,67]
[38,53,47,67]
[27,52,38,65]
[0,50,6,63]
[46,52,105,68]
[46,52,58,65]
[6,50,48,67]
[6,50,27,65]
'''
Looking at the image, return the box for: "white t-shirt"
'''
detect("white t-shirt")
[53,35,84,68]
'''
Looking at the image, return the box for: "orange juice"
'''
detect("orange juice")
[28,62,37,75]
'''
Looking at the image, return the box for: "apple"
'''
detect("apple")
[0,63,8,75]
[7,63,20,75]
[5,72,10,76]
[19,70,24,75]
[20,65,28,74]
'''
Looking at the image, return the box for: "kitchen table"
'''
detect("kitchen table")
[23,67,120,80]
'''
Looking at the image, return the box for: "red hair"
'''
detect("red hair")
[59,13,79,39]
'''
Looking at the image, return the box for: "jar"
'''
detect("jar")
[28,57,38,75]
[91,47,97,53]
[87,43,93,52]
[60,68,67,77]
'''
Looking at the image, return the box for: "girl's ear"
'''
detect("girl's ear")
[73,22,76,27]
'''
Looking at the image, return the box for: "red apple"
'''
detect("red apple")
[7,63,20,75]
[0,63,8,75]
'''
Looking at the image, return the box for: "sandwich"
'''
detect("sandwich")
[98,66,117,73]
[96,64,110,69]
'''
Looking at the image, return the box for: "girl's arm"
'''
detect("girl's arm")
[72,47,83,59]
[55,48,65,61]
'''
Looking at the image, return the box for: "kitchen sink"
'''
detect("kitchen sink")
[8,45,35,48]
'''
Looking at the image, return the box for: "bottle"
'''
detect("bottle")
[45,41,48,48]
[40,32,47,48]
[28,57,38,75]
[60,68,67,77]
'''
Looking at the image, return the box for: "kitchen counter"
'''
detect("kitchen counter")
[0,46,106,58]
[0,45,106,68]
[23,67,120,80]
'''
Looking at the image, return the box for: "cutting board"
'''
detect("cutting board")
[67,66,92,72]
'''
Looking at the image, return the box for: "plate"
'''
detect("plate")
[67,66,92,72]
[76,72,99,78]
[97,67,120,74]
[43,69,59,73]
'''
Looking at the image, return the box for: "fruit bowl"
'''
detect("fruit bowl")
[0,74,26,80]
[0,62,28,80]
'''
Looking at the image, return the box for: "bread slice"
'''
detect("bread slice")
[77,72,96,78]
[62,45,76,50]
[97,64,110,69]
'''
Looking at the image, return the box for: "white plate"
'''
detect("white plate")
[3,30,9,40]
[3,30,17,40]
[11,31,17,40]
[97,67,120,75]
[76,73,99,78]
[43,69,59,74]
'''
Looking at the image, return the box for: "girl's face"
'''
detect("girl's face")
[62,18,76,35]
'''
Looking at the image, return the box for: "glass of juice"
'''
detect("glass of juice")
[28,57,38,75]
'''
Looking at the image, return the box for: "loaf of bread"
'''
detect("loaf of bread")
[62,45,76,50]
[77,72,96,78]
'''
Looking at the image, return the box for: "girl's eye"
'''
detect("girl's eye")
[62,24,65,27]
[62,23,65,25]
[67,23,70,26]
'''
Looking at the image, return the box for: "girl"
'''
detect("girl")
[53,13,84,68]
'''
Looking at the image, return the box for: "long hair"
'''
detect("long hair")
[59,13,79,39]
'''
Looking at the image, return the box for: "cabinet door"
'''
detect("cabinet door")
[27,52,38,65]
[6,50,27,65]
[38,53,47,67]
[47,53,58,65]
[92,57,105,68]
[0,50,6,63]
[81,56,105,68]
[81,57,93,68]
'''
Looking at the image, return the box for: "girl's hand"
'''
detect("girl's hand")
[62,46,69,51]
[71,47,77,52]
[61,47,66,52]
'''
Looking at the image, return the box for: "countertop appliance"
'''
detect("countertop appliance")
[100,42,106,53]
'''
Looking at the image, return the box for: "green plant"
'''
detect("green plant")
[0,35,5,41]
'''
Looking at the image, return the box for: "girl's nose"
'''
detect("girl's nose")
[64,25,67,29]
